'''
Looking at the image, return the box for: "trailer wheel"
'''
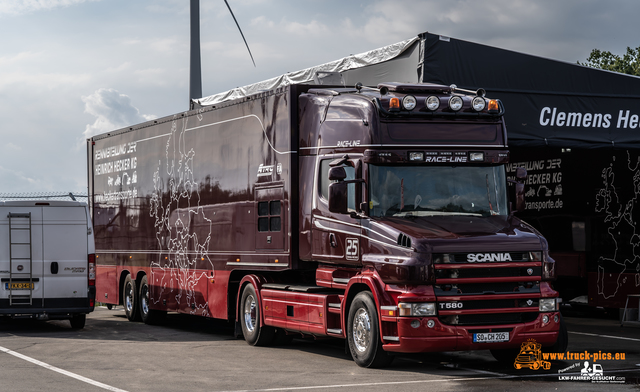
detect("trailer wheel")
[240,284,274,346]
[69,314,86,329]
[139,275,166,325]
[123,274,141,322]
[347,292,392,368]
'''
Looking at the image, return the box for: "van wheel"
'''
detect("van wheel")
[139,275,165,325]
[69,314,86,329]
[240,283,274,346]
[347,292,393,368]
[123,274,141,322]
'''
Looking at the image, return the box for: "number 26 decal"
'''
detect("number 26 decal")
[346,238,359,260]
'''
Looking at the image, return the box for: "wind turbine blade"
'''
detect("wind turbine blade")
[224,0,256,67]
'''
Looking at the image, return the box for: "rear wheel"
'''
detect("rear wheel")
[347,291,392,368]
[139,275,166,325]
[240,283,274,346]
[69,314,86,329]
[123,274,140,322]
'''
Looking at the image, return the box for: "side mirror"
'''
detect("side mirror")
[328,182,348,214]
[328,166,347,181]
[515,183,525,212]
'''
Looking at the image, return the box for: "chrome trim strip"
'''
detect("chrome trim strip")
[383,336,400,342]
[226,262,289,267]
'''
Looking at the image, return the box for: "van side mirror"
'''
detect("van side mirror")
[328,182,348,214]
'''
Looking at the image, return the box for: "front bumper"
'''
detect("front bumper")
[382,312,561,353]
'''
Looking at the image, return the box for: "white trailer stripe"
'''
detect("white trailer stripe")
[569,331,640,342]
[0,345,129,392]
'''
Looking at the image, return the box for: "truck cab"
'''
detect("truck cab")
[298,82,564,366]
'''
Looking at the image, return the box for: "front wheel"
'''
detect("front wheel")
[347,292,392,368]
[240,283,274,346]
[139,275,166,325]
[122,274,140,322]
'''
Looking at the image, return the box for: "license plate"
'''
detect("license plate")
[5,282,34,290]
[473,332,509,343]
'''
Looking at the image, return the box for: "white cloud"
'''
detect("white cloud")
[82,88,156,139]
[0,0,101,16]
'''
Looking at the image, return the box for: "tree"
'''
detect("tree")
[579,46,640,76]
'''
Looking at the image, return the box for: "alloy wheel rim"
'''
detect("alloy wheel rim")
[352,307,371,353]
[243,294,257,333]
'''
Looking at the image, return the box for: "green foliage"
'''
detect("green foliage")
[579,46,640,76]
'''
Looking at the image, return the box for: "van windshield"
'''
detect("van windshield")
[368,165,508,218]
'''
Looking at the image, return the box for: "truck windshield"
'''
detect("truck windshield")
[369,165,508,218]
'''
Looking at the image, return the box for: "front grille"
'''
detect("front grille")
[439,298,539,311]
[434,282,540,296]
[433,252,530,264]
[436,267,541,279]
[440,312,538,326]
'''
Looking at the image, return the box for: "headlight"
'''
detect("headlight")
[472,96,486,111]
[449,96,463,111]
[539,298,557,312]
[425,96,440,111]
[402,95,417,110]
[398,302,436,316]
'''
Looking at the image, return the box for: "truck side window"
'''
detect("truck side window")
[319,159,356,211]
[258,201,281,232]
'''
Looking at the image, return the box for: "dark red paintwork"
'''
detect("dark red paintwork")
[88,82,560,357]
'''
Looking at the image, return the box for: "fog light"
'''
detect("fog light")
[425,96,440,111]
[449,96,463,111]
[472,96,486,111]
[402,95,417,110]
[554,315,559,323]
[411,320,420,328]
[542,315,549,324]
[427,319,435,328]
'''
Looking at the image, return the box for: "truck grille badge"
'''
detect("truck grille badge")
[526,299,533,306]
[527,268,533,275]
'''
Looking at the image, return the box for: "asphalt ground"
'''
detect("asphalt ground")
[0,306,639,392]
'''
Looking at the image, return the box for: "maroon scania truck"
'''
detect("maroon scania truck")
[88,82,566,367]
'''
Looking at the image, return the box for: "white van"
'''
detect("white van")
[0,200,95,329]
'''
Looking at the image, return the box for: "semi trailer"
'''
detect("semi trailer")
[88,81,566,367]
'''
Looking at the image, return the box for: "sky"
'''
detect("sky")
[1,0,639,194]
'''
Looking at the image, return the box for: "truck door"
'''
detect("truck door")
[0,205,44,307]
[311,158,361,265]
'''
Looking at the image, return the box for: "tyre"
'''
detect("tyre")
[69,314,86,329]
[347,292,392,368]
[490,348,519,364]
[546,315,569,353]
[123,274,141,322]
[139,275,166,325]
[106,304,113,310]
[240,283,274,346]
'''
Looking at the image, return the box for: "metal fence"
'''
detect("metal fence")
[0,192,88,203]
